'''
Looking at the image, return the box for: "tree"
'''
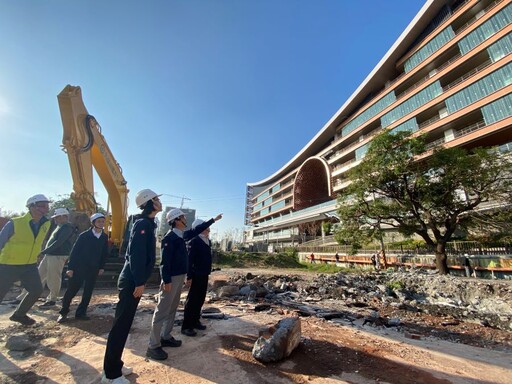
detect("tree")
[51,194,77,212]
[335,130,512,274]
[51,194,106,215]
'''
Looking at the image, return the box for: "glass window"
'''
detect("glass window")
[481,94,512,125]
[341,91,396,136]
[271,183,281,193]
[446,62,512,114]
[256,190,270,203]
[487,32,512,62]
[381,81,443,127]
[405,26,456,73]
[355,143,369,160]
[458,4,512,55]
[390,117,419,134]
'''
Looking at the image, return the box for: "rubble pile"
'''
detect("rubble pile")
[211,270,512,331]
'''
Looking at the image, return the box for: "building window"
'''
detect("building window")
[481,93,512,125]
[405,26,456,73]
[390,117,419,134]
[355,143,369,160]
[341,91,396,137]
[445,62,512,114]
[487,32,512,62]
[381,81,443,127]
[458,4,512,55]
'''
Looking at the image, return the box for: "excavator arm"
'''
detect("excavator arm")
[57,85,129,247]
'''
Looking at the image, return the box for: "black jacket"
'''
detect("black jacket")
[118,216,157,288]
[187,235,212,279]
[67,228,108,270]
[40,222,74,256]
[160,219,214,283]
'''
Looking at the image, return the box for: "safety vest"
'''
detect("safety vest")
[0,213,51,265]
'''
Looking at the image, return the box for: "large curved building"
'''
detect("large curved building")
[245,0,512,248]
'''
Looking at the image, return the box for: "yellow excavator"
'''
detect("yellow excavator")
[57,85,129,253]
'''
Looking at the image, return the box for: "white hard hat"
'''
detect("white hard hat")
[26,194,50,207]
[135,189,161,208]
[166,208,185,223]
[191,219,204,229]
[51,208,70,218]
[90,213,105,223]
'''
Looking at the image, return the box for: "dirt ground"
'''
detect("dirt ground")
[1,269,511,384]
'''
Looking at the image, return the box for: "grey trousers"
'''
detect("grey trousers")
[148,274,185,349]
[0,264,43,317]
[18,255,68,302]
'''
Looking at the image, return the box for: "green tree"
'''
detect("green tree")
[51,194,106,215]
[335,131,512,274]
[50,194,77,212]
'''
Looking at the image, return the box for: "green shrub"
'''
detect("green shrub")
[386,280,404,290]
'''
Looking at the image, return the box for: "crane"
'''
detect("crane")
[57,85,129,250]
[162,194,191,208]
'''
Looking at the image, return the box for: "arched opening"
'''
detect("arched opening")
[293,157,332,211]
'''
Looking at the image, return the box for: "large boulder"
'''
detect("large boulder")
[252,317,301,363]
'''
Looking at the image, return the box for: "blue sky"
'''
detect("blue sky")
[0,0,425,238]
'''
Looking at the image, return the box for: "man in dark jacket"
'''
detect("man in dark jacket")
[57,212,108,322]
[21,208,75,307]
[103,188,162,384]
[146,209,222,361]
[181,219,215,334]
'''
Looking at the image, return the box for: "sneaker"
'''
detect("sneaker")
[181,328,197,337]
[146,347,168,360]
[194,322,207,330]
[75,315,91,320]
[101,373,130,384]
[39,301,56,308]
[121,366,133,376]
[161,337,182,348]
[9,314,36,325]
[57,314,68,323]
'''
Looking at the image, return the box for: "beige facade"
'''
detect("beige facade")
[245,0,512,248]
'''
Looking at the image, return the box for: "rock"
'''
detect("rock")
[202,307,221,314]
[254,303,271,312]
[211,280,228,290]
[218,285,240,297]
[252,317,301,363]
[201,312,225,320]
[6,334,34,351]
[239,286,253,296]
[387,317,401,326]
[404,331,421,340]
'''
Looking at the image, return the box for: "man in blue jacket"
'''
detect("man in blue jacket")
[146,209,222,361]
[57,213,109,322]
[103,188,162,384]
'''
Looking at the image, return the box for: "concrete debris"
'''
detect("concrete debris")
[210,270,512,331]
[404,331,422,340]
[218,285,240,298]
[252,317,301,363]
[6,334,34,351]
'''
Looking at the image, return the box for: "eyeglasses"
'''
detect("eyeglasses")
[35,202,49,208]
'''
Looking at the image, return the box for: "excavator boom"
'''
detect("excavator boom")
[57,85,129,248]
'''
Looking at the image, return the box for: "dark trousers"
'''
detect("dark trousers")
[60,267,98,317]
[0,264,43,316]
[103,285,140,379]
[182,275,209,330]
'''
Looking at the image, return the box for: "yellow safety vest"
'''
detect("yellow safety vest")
[0,213,51,265]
